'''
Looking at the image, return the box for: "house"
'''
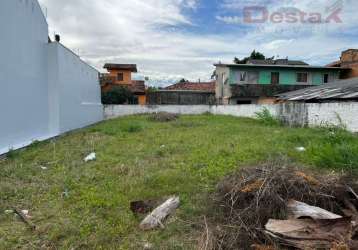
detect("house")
[215,59,344,105]
[0,0,103,154]
[165,81,215,92]
[147,81,216,105]
[327,49,358,79]
[277,77,358,103]
[101,64,146,105]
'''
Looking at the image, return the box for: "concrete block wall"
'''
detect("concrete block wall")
[104,103,358,133]
[307,103,358,131]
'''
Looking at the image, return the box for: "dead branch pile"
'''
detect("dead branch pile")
[204,160,358,250]
[148,112,179,122]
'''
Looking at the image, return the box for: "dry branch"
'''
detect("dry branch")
[287,200,342,220]
[139,196,180,230]
[14,208,36,231]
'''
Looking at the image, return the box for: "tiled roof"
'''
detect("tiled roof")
[103,64,138,72]
[164,81,215,93]
[326,61,341,67]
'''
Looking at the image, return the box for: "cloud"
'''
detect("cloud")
[39,0,220,84]
[38,0,358,86]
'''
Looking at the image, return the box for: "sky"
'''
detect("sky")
[38,0,358,87]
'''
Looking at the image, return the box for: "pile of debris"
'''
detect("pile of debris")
[201,160,358,250]
[148,112,179,122]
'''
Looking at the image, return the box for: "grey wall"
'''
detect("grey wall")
[0,0,51,153]
[48,43,103,134]
[104,103,358,132]
[215,66,231,104]
[0,0,103,154]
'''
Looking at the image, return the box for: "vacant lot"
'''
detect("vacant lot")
[1,114,358,249]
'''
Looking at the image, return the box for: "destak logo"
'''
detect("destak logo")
[243,2,343,24]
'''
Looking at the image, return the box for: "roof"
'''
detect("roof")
[103,64,138,72]
[277,77,358,101]
[214,63,343,70]
[164,81,215,93]
[326,60,341,67]
[130,80,146,94]
[247,59,308,66]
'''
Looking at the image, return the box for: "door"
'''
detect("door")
[271,72,280,85]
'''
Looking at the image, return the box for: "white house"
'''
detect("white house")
[0,0,103,154]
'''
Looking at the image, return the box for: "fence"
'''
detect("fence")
[104,102,358,132]
[147,91,215,105]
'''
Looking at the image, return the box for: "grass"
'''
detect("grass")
[1,114,358,249]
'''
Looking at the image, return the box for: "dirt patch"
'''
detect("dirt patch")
[201,159,358,250]
[148,112,179,122]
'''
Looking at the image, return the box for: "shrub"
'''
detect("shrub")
[102,86,135,105]
[307,128,358,169]
[255,108,281,126]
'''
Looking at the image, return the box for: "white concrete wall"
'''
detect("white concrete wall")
[104,103,358,132]
[104,105,273,120]
[211,105,278,118]
[48,43,103,134]
[0,0,103,154]
[104,105,211,118]
[0,0,51,154]
[307,103,358,131]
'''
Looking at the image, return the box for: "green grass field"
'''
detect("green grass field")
[1,114,358,249]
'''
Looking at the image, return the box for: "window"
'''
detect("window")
[117,73,124,81]
[297,72,308,83]
[240,72,247,82]
[324,74,329,83]
[271,72,280,84]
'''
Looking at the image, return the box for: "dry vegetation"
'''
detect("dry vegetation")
[200,159,358,249]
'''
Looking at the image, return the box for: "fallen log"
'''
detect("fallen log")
[287,200,342,220]
[139,196,180,230]
[265,218,352,250]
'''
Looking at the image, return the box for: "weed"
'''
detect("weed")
[5,148,19,159]
[124,124,143,133]
[255,108,281,126]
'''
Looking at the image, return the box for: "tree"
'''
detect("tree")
[179,78,188,83]
[234,50,271,64]
[147,86,159,93]
[101,86,134,104]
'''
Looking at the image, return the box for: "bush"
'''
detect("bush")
[102,86,135,105]
[255,108,281,126]
[307,127,358,169]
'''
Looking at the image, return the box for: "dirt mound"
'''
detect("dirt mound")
[201,159,358,250]
[148,112,179,122]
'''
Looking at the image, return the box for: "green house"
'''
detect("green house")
[215,59,343,105]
